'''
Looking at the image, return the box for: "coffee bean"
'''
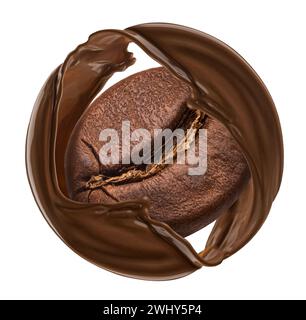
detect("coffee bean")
[65,67,249,237]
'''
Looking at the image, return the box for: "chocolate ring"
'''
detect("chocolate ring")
[26,23,283,280]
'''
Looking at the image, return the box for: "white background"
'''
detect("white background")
[0,0,305,300]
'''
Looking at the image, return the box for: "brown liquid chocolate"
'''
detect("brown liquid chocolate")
[65,67,249,237]
[26,23,283,280]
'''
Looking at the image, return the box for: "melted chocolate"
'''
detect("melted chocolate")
[26,23,283,280]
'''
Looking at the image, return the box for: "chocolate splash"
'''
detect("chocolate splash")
[26,23,283,280]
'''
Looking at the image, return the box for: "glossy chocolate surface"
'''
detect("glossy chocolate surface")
[26,23,283,280]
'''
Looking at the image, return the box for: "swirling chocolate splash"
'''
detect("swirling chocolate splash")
[26,23,283,280]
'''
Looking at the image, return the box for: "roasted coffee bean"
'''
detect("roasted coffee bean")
[65,67,249,237]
